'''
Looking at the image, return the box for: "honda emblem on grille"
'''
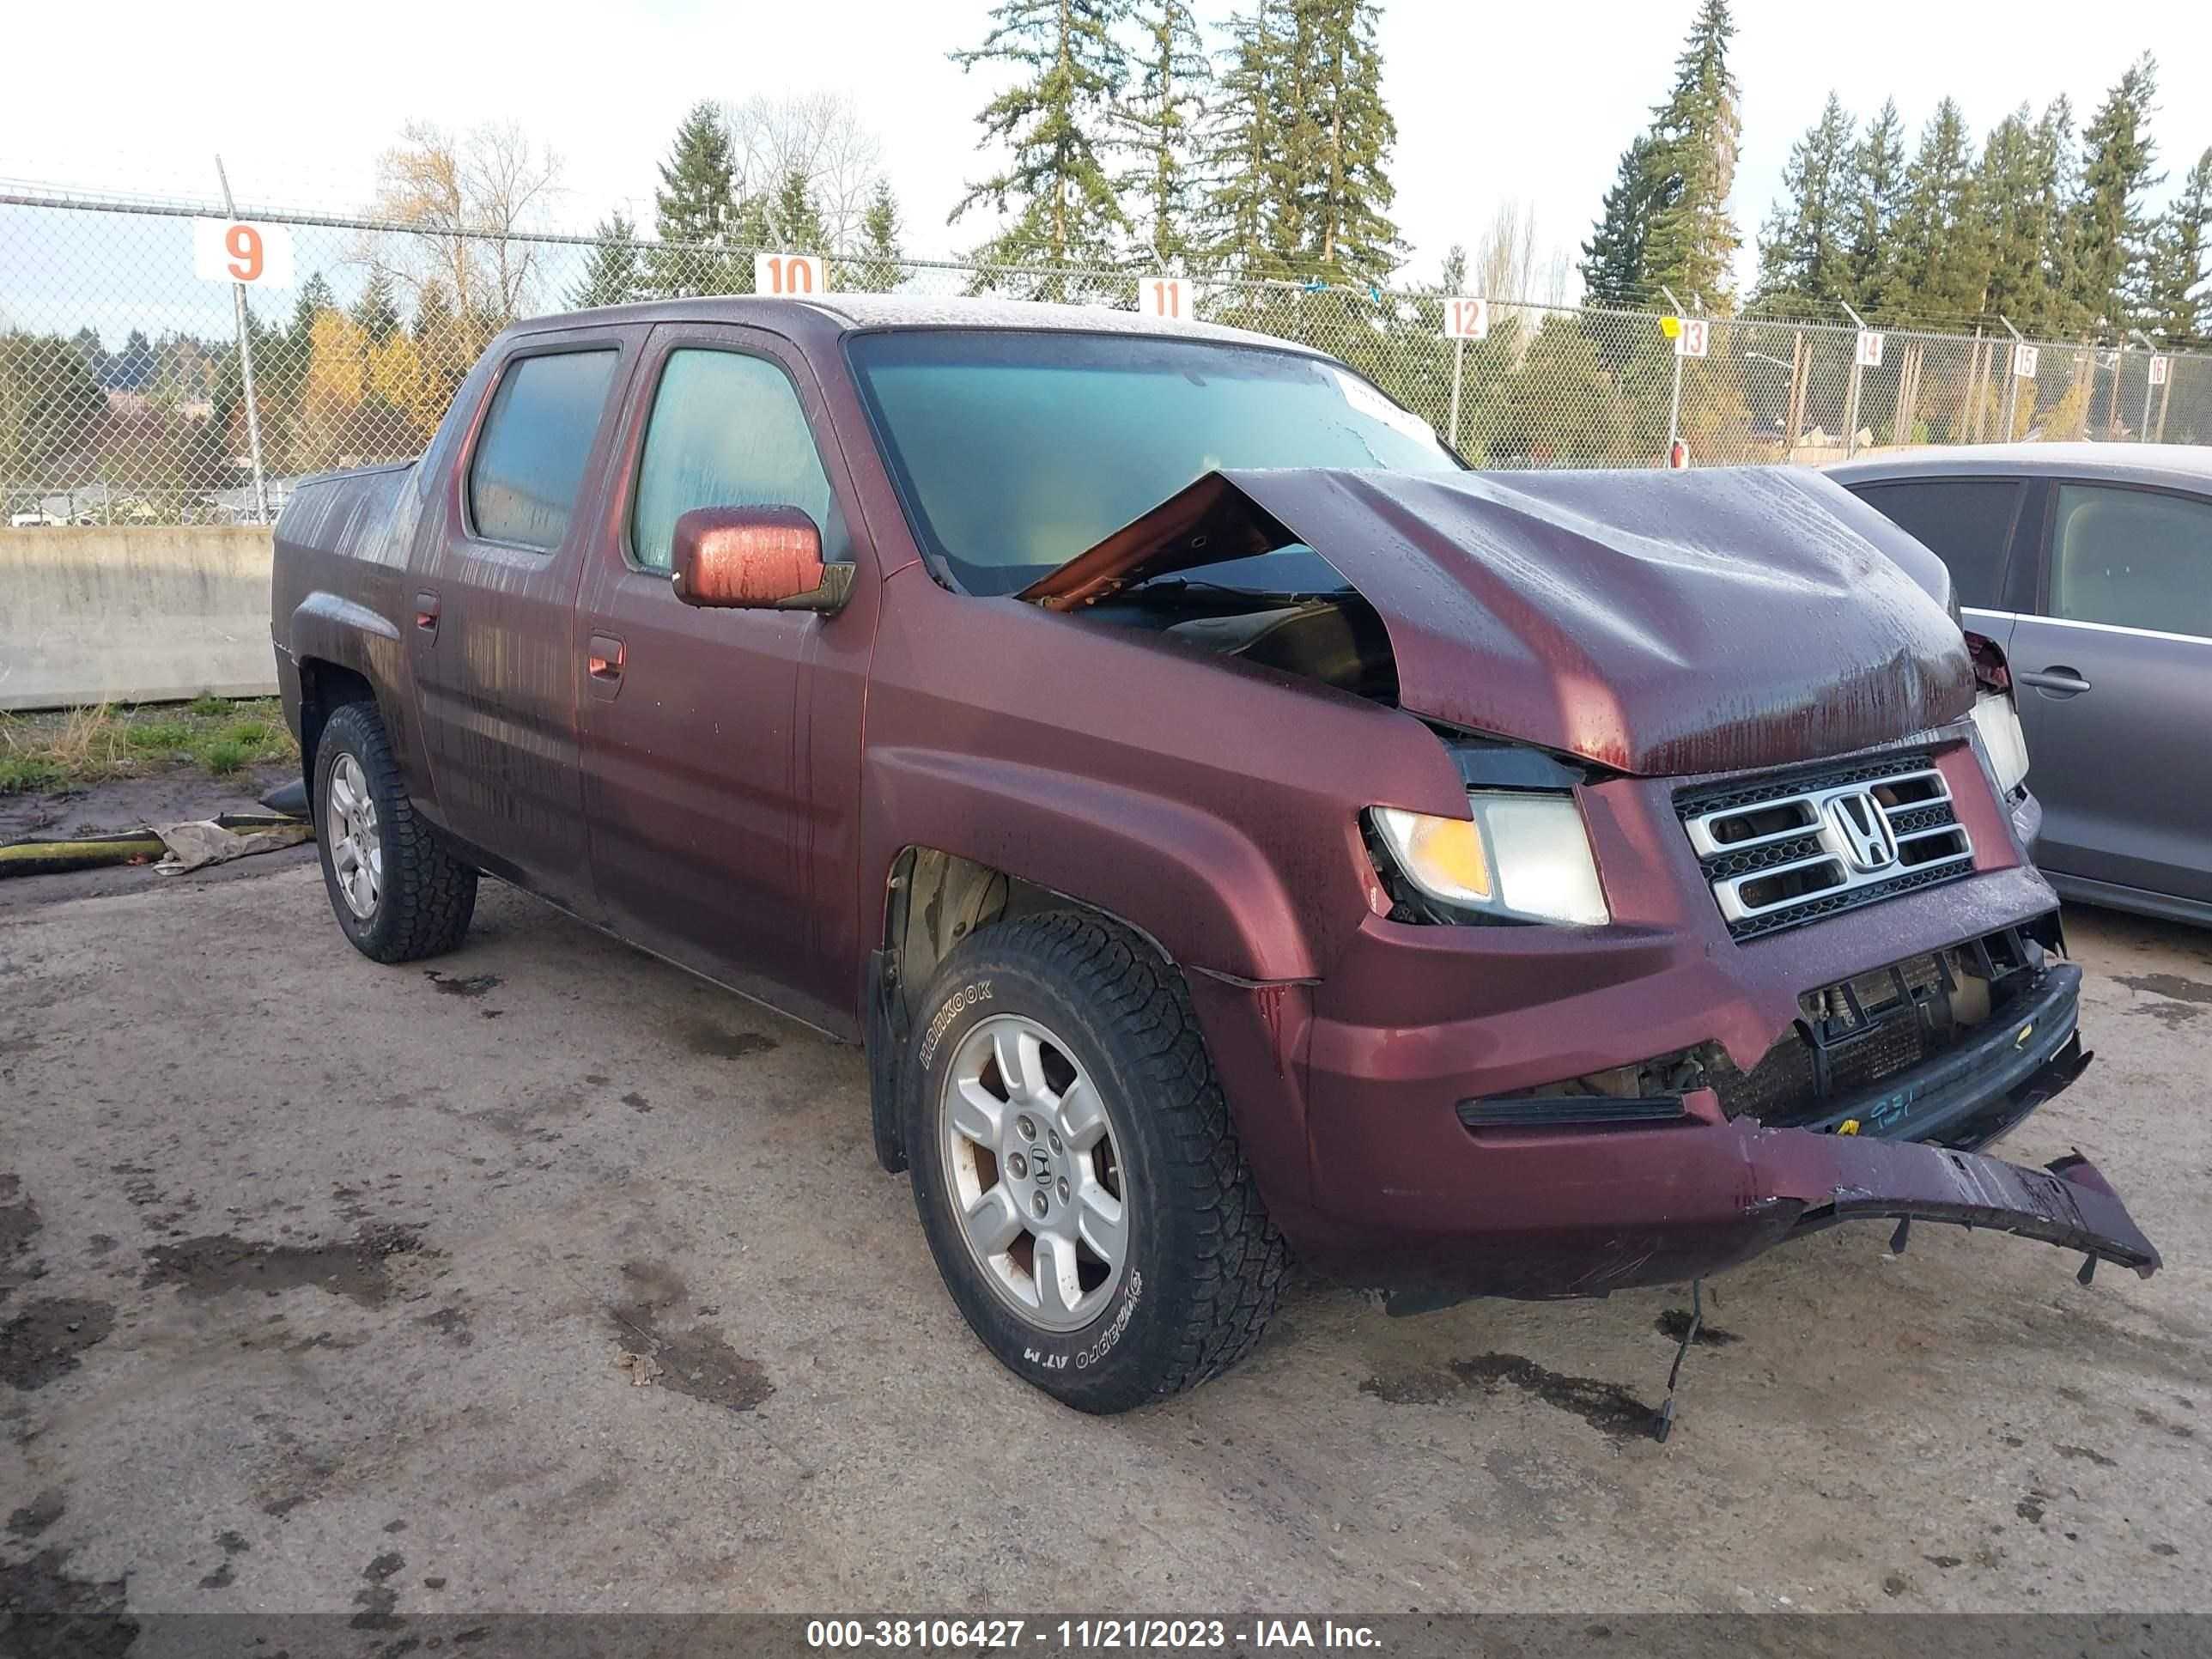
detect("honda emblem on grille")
[1824,790,1898,872]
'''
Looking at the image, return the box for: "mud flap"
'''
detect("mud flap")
[1757,1129,2160,1279]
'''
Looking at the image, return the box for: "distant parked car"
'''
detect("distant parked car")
[1833,444,2212,927]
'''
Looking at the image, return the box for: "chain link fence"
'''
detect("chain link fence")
[4,186,2209,526]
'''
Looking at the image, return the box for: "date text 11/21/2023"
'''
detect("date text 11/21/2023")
[804,1618,1382,1650]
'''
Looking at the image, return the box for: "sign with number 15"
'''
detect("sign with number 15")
[193,219,295,288]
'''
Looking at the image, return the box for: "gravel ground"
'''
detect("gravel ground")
[2,860,2206,1620]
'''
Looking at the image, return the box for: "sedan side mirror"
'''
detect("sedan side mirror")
[671,504,854,612]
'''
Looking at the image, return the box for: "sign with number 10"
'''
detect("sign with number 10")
[755,252,826,295]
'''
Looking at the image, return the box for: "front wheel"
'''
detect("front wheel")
[904,911,1289,1413]
[313,700,477,963]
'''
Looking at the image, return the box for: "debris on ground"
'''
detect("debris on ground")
[615,1349,665,1387]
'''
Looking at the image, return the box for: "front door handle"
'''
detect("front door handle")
[2018,665,2091,698]
[413,592,440,635]
[586,635,626,699]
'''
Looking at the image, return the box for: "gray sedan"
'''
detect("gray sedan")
[1832,443,2211,927]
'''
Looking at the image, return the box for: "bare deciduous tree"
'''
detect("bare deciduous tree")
[725,91,885,248]
[367,121,564,325]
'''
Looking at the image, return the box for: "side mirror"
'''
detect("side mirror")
[670,505,854,612]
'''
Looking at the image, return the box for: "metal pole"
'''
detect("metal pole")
[2000,316,2023,441]
[1662,287,1686,461]
[1447,334,1466,453]
[1839,301,1869,459]
[216,155,270,526]
[2131,330,2157,443]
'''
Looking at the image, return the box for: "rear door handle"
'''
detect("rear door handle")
[2018,666,2091,697]
[586,635,626,696]
[413,592,440,635]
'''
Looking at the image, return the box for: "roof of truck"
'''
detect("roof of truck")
[1827,442,2212,491]
[512,292,1332,356]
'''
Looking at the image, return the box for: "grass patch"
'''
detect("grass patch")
[0,696,296,795]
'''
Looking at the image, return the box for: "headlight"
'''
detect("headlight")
[1971,690,2030,796]
[1370,793,1609,926]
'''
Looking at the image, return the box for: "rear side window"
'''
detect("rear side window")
[467,349,617,550]
[630,349,842,571]
[1848,478,2022,610]
[2049,483,2212,640]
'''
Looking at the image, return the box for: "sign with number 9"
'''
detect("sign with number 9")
[193,219,295,288]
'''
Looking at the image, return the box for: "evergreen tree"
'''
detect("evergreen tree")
[1889,99,1988,324]
[353,272,402,346]
[2063,53,2160,336]
[1755,93,1856,308]
[1115,0,1210,268]
[769,170,830,254]
[1580,134,1663,308]
[652,101,742,296]
[949,0,1133,283]
[2142,146,2212,343]
[843,178,907,293]
[1577,0,1739,311]
[2029,98,2081,331]
[1638,0,1742,308]
[1977,106,2057,330]
[1299,0,1402,279]
[289,272,336,346]
[1201,3,1295,274]
[1841,97,1906,314]
[568,211,641,309]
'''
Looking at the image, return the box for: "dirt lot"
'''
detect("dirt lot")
[3,855,2207,1618]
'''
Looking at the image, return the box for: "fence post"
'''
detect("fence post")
[1840,301,1869,457]
[216,156,271,526]
[1448,333,1465,453]
[2000,317,2024,441]
[1661,288,1686,462]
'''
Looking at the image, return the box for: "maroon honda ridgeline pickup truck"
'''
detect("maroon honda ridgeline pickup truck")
[272,296,2158,1414]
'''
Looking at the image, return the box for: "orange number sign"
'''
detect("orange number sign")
[225,222,264,283]
[1141,276,1188,320]
[754,253,825,295]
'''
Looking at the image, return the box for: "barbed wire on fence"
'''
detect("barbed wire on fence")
[3,186,2206,526]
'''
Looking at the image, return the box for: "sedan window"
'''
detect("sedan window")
[2049,483,2212,640]
[1846,478,2021,610]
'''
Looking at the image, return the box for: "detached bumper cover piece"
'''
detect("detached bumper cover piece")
[1771,1133,2160,1277]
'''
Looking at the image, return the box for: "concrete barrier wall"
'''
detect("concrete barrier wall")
[0,526,276,712]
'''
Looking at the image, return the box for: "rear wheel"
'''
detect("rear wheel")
[904,911,1288,1413]
[313,700,476,963]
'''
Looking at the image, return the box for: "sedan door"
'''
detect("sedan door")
[2007,480,2212,909]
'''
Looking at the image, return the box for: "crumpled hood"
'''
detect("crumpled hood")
[1023,465,1977,777]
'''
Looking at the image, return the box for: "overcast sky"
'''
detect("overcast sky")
[6,0,2210,315]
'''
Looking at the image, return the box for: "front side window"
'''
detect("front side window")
[1849,477,2023,610]
[631,349,842,572]
[848,330,1458,596]
[467,349,617,550]
[2049,483,2212,640]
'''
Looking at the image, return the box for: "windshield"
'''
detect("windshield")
[848,329,1460,596]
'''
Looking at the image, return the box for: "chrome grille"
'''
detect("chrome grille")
[1679,754,1974,940]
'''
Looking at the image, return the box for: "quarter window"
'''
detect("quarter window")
[2048,483,2212,640]
[631,349,842,572]
[1847,478,2022,610]
[467,349,617,550]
